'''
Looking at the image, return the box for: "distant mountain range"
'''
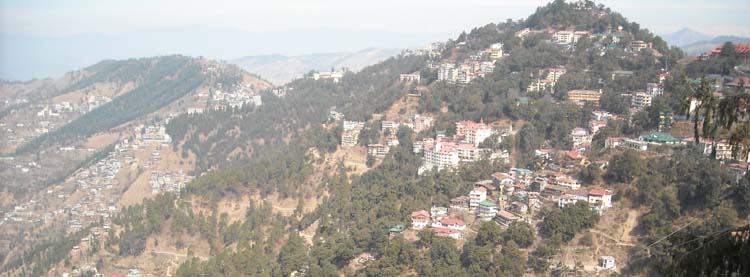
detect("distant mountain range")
[230,48,402,85]
[0,28,450,81]
[661,28,750,55]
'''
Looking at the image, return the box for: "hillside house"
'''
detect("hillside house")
[399,72,421,83]
[489,43,504,59]
[367,144,390,158]
[571,128,592,147]
[469,187,487,212]
[477,201,499,221]
[629,40,651,52]
[495,210,520,226]
[558,188,614,214]
[450,196,470,210]
[431,206,448,220]
[588,120,607,134]
[432,217,466,231]
[410,210,430,230]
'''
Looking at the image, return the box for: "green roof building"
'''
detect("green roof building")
[639,131,681,145]
[389,224,406,234]
[479,201,498,208]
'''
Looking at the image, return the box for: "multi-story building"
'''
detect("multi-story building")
[631,92,653,109]
[646,83,664,96]
[399,72,421,84]
[456,120,492,146]
[438,63,456,82]
[546,66,567,82]
[410,210,430,230]
[477,201,499,221]
[421,142,460,173]
[629,40,651,52]
[567,90,601,105]
[341,121,364,147]
[553,30,590,44]
[412,114,434,133]
[367,144,390,158]
[469,187,487,212]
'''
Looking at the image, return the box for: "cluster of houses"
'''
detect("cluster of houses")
[331,110,437,159]
[149,170,192,195]
[87,95,113,112]
[527,66,567,93]
[406,42,446,58]
[416,119,511,174]
[436,43,504,85]
[134,124,172,144]
[310,69,347,83]
[210,85,263,110]
[516,25,653,54]
[405,168,614,240]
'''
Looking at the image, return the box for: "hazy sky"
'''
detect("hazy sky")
[2,0,748,37]
[1,0,749,80]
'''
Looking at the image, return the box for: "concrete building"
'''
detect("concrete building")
[567,90,601,105]
[631,92,653,109]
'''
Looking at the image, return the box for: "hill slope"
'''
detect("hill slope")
[12,55,271,155]
[231,48,401,85]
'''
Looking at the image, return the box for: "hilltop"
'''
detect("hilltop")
[661,28,712,47]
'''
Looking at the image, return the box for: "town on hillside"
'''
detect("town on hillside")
[1,0,750,276]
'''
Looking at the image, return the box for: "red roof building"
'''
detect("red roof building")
[709,43,750,57]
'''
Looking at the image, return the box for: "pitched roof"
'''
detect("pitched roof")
[588,188,614,196]
[497,210,518,219]
[440,217,465,226]
[473,186,487,192]
[411,210,430,219]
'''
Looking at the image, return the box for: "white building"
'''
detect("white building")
[421,142,461,173]
[570,128,592,147]
[489,43,504,60]
[399,72,421,83]
[456,120,492,147]
[469,187,487,212]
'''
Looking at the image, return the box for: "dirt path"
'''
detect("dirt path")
[589,229,637,247]
[620,210,639,243]
[151,250,208,261]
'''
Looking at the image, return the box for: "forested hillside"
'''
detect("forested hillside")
[13,55,251,155]
[11,0,750,276]
[166,55,425,171]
